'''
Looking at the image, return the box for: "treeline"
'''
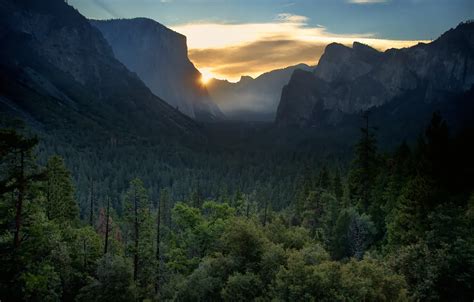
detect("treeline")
[34,125,333,217]
[0,113,473,301]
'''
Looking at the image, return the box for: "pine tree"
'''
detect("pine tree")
[190,185,203,208]
[104,196,110,255]
[124,178,149,282]
[89,180,95,226]
[387,175,434,247]
[0,129,41,248]
[302,190,323,237]
[155,188,169,295]
[348,111,379,210]
[317,166,330,190]
[259,185,271,226]
[292,169,314,225]
[44,155,79,222]
[332,170,343,202]
[421,111,450,188]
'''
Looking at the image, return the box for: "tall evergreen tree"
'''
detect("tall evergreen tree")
[332,169,343,202]
[0,129,41,248]
[317,165,330,190]
[44,155,79,222]
[89,180,95,226]
[124,178,148,281]
[348,111,379,210]
[421,111,450,189]
[123,178,155,298]
[155,188,169,295]
[190,184,204,208]
[104,196,111,255]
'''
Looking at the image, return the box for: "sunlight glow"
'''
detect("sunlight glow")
[172,14,428,82]
[199,68,214,85]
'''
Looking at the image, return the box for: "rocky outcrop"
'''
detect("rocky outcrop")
[276,22,474,127]
[207,64,312,121]
[0,0,198,137]
[91,18,223,121]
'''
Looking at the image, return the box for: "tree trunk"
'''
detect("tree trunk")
[133,188,139,282]
[155,197,162,295]
[83,238,87,269]
[46,169,51,220]
[263,199,268,226]
[246,198,250,219]
[13,151,24,248]
[363,112,370,209]
[104,196,110,255]
[89,181,94,226]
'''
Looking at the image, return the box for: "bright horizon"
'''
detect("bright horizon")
[171,15,428,82]
[69,0,472,82]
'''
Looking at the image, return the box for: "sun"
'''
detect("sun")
[199,68,214,85]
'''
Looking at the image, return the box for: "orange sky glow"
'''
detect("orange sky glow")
[172,14,429,82]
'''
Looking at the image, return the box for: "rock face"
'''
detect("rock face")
[276,22,474,127]
[0,0,199,137]
[207,64,312,121]
[91,18,223,121]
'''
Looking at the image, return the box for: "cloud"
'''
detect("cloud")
[275,13,309,23]
[189,39,325,79]
[172,14,426,81]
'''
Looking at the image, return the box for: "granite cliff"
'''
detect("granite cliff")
[276,22,474,127]
[91,18,223,121]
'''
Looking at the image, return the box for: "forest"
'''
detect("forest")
[1,112,473,301]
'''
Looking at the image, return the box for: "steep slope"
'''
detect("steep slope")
[207,64,312,121]
[91,18,223,121]
[0,0,198,139]
[276,22,474,127]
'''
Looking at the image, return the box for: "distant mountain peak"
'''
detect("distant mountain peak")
[94,17,186,40]
[323,42,350,54]
[352,41,378,53]
[208,64,313,121]
[0,0,200,137]
[239,75,254,83]
[276,21,474,127]
[91,18,223,121]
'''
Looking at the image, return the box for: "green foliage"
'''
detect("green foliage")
[332,170,343,202]
[76,254,135,302]
[390,205,474,301]
[339,258,408,301]
[331,207,376,260]
[123,178,155,298]
[202,200,235,222]
[272,248,336,301]
[265,219,312,250]
[221,218,268,270]
[272,253,407,302]
[20,262,62,302]
[44,155,79,222]
[348,114,380,210]
[173,253,236,301]
[317,165,331,190]
[221,272,263,301]
[2,112,473,301]
[387,175,433,247]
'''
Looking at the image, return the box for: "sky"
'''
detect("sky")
[70,0,474,82]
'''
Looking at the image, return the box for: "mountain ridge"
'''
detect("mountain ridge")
[0,0,201,140]
[207,63,312,121]
[276,21,474,127]
[91,18,224,121]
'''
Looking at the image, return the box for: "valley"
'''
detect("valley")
[0,0,473,301]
